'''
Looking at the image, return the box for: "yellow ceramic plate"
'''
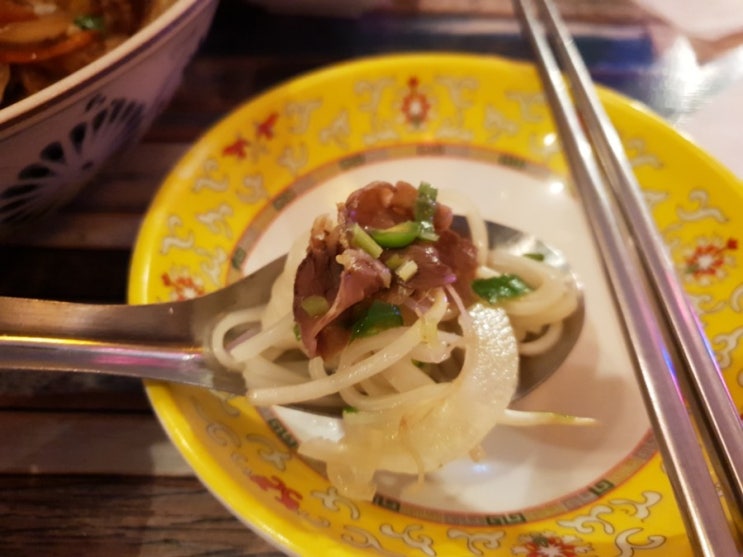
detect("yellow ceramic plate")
[129,54,743,556]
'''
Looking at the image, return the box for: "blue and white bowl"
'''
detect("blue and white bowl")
[0,0,218,233]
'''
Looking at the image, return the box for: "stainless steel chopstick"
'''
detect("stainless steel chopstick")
[533,0,743,528]
[514,0,742,555]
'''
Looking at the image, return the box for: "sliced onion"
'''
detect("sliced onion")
[0,11,72,44]
[500,408,597,426]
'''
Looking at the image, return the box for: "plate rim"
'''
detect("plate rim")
[129,52,742,556]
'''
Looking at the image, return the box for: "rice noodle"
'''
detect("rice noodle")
[483,248,578,350]
[247,289,448,406]
[207,183,583,499]
[438,188,488,266]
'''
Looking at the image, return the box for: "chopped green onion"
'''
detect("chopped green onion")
[368,220,421,248]
[523,252,546,262]
[300,295,330,317]
[414,182,439,242]
[385,253,418,281]
[472,274,532,303]
[384,253,406,270]
[75,14,105,32]
[414,182,437,222]
[351,300,403,339]
[395,259,418,282]
[343,406,359,414]
[350,223,383,258]
[293,322,301,341]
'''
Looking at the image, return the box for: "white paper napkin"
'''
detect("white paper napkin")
[633,0,743,41]
[676,77,743,180]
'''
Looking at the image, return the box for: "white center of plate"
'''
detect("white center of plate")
[243,155,650,516]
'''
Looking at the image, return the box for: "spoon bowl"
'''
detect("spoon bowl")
[0,217,583,414]
[473,219,584,400]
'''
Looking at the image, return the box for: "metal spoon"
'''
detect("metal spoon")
[0,218,583,412]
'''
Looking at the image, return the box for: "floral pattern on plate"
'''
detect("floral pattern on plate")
[129,54,743,556]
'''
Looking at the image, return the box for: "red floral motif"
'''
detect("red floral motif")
[401,76,431,128]
[221,112,278,161]
[161,270,205,300]
[222,136,250,159]
[250,474,302,512]
[256,112,279,140]
[513,532,591,557]
[682,236,737,285]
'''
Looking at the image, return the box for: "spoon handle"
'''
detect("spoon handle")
[0,296,194,343]
[0,334,192,382]
[0,297,246,393]
[0,257,287,393]
[0,255,286,345]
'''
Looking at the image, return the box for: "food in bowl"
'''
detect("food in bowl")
[0,1,177,108]
[209,180,591,499]
[0,0,216,231]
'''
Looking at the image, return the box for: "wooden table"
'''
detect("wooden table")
[2,1,742,555]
